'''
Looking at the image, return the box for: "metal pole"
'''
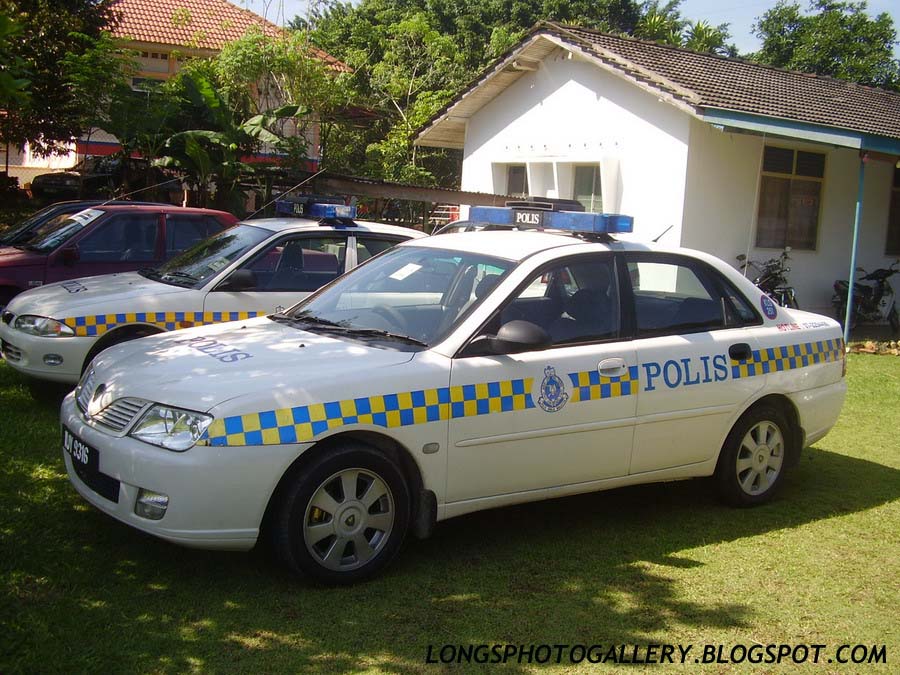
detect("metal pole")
[843,154,866,344]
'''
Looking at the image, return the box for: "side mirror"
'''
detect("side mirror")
[463,320,550,356]
[784,246,792,253]
[736,254,746,262]
[216,268,256,292]
[60,246,79,266]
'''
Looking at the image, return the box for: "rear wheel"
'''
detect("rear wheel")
[273,443,410,584]
[715,405,792,506]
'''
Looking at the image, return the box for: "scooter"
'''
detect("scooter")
[736,248,798,308]
[832,260,899,334]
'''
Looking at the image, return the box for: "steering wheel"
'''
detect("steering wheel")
[371,304,408,332]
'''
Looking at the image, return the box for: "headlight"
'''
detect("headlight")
[14,315,75,337]
[130,405,213,452]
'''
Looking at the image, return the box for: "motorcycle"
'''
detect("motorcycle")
[832,260,899,334]
[736,248,798,308]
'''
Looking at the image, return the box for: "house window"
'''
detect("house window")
[887,166,900,256]
[573,165,602,211]
[756,145,825,250]
[507,165,528,196]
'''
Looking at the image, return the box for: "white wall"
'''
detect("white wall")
[681,119,897,315]
[460,48,692,245]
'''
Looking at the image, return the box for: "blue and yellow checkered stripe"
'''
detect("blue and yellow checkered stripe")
[63,311,263,337]
[202,377,535,447]
[568,366,640,402]
[731,338,844,379]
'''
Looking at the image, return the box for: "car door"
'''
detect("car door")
[445,252,638,503]
[45,212,162,283]
[625,252,766,474]
[202,233,351,316]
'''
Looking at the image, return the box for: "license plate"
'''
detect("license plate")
[62,426,119,503]
[63,426,97,470]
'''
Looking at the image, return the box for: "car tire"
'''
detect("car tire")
[273,443,410,584]
[715,404,792,507]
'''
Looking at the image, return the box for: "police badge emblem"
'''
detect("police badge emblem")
[538,365,568,412]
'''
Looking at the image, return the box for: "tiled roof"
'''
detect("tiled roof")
[417,21,900,148]
[549,22,900,141]
[109,0,349,71]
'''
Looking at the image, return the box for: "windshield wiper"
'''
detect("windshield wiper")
[139,267,162,279]
[278,312,342,327]
[163,270,199,282]
[318,326,429,347]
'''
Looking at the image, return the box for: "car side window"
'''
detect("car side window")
[78,213,159,262]
[165,215,222,259]
[240,236,348,292]
[485,255,620,346]
[627,256,729,336]
[355,236,405,263]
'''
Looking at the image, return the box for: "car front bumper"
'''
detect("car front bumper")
[60,393,311,550]
[0,322,88,383]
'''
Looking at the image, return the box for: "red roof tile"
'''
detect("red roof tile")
[109,0,349,71]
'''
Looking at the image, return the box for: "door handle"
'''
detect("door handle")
[728,343,752,361]
[598,357,627,378]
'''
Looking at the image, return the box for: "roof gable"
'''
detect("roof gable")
[109,0,348,70]
[416,21,900,149]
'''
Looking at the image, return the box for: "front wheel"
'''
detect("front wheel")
[273,443,410,584]
[715,405,792,507]
[834,302,857,332]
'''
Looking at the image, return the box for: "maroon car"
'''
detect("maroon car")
[0,205,238,306]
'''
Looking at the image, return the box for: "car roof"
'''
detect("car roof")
[399,230,601,261]
[88,204,236,217]
[242,217,426,239]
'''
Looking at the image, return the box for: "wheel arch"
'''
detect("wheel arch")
[259,430,427,541]
[81,323,165,372]
[727,393,803,467]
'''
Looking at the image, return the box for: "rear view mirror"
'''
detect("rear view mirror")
[216,269,256,292]
[60,246,80,266]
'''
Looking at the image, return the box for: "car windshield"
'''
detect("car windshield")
[0,205,63,245]
[150,223,271,288]
[284,245,513,349]
[18,209,105,252]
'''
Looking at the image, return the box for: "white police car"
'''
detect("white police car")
[1,198,423,383]
[60,202,847,583]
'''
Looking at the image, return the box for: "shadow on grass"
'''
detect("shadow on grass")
[2,401,899,675]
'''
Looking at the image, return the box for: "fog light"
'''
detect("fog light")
[135,489,169,520]
[43,354,64,366]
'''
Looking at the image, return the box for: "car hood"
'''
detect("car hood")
[5,272,189,318]
[87,317,417,413]
[0,245,45,269]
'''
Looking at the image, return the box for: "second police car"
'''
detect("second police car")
[0,198,423,383]
[59,202,847,584]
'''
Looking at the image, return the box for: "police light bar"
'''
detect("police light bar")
[274,197,357,221]
[468,206,633,234]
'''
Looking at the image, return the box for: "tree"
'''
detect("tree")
[753,0,900,90]
[0,13,30,107]
[634,2,735,56]
[0,0,119,154]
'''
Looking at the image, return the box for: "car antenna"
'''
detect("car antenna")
[100,178,182,205]
[246,169,327,219]
[652,225,673,243]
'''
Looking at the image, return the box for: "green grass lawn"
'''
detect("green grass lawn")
[1,356,898,673]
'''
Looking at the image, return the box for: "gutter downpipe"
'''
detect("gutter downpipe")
[843,153,866,345]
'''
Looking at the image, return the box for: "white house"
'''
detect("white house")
[416,22,900,319]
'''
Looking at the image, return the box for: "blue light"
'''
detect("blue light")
[468,206,633,234]
[274,199,357,221]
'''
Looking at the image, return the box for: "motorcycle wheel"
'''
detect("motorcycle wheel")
[889,306,899,335]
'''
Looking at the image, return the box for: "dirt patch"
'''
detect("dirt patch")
[848,340,900,356]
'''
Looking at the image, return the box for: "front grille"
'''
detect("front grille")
[75,369,96,414]
[1,339,22,362]
[93,398,149,432]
